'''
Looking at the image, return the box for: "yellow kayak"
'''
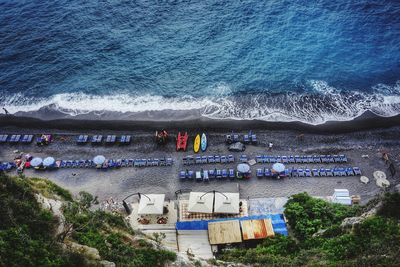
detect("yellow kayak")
[193,134,201,153]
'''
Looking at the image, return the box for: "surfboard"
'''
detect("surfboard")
[201,133,207,152]
[193,134,200,153]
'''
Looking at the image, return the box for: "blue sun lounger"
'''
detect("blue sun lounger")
[220,155,227,163]
[276,156,282,163]
[187,170,194,179]
[326,168,333,176]
[240,155,248,163]
[222,169,228,178]
[333,168,340,176]
[243,134,250,144]
[166,158,173,166]
[339,168,347,176]
[91,135,103,144]
[353,167,361,175]
[294,155,301,163]
[298,168,305,177]
[77,135,89,144]
[312,168,319,177]
[321,155,328,163]
[319,168,326,176]
[305,168,311,177]
[289,156,295,163]
[214,155,221,163]
[251,134,257,144]
[203,170,209,182]
[339,155,348,163]
[119,135,131,145]
[282,156,288,164]
[208,169,216,178]
[313,155,321,163]
[228,155,235,163]
[265,168,272,178]
[346,167,355,176]
[256,156,263,163]
[21,135,33,143]
[333,155,341,163]
[269,156,276,163]
[216,169,222,179]
[9,134,21,143]
[105,135,116,144]
[208,156,215,163]
[256,168,264,178]
[228,168,235,179]
[201,156,207,164]
[195,156,201,164]
[0,134,8,143]
[179,171,186,179]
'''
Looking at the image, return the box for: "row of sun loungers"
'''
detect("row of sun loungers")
[256,166,361,178]
[255,154,348,164]
[179,168,237,181]
[183,155,235,165]
[77,135,132,145]
[56,158,173,169]
[0,162,16,171]
[226,132,257,144]
[0,134,34,144]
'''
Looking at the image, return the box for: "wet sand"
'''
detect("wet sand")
[1,124,399,204]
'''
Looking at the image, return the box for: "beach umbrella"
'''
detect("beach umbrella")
[93,155,106,165]
[272,163,285,173]
[373,171,386,180]
[138,194,165,215]
[30,157,43,167]
[360,176,369,184]
[214,192,240,214]
[43,157,55,167]
[376,178,390,188]
[237,163,250,173]
[188,192,214,214]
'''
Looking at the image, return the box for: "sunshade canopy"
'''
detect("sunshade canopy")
[30,157,43,167]
[373,171,386,180]
[188,192,214,214]
[138,194,165,215]
[43,157,55,166]
[93,155,106,165]
[214,192,240,214]
[272,163,285,173]
[237,163,250,173]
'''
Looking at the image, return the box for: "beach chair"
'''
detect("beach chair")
[261,155,269,163]
[119,135,132,145]
[264,168,272,178]
[228,155,235,163]
[91,135,103,145]
[321,155,328,163]
[256,155,263,164]
[186,156,194,165]
[240,155,248,163]
[326,168,333,176]
[251,134,257,144]
[187,170,194,179]
[208,155,215,164]
[59,161,66,168]
[283,169,290,177]
[208,169,216,178]
[72,160,79,168]
[182,157,188,165]
[312,168,319,177]
[77,135,89,144]
[307,155,313,163]
[298,168,305,177]
[346,167,355,176]
[353,167,361,176]
[268,156,276,163]
[140,159,147,167]
[196,171,203,181]
[319,168,326,176]
[276,156,282,163]
[166,158,173,166]
[222,169,228,178]
[203,170,209,182]
[0,134,8,143]
[179,171,186,180]
[294,155,301,163]
[288,156,295,163]
[327,155,335,163]
[243,134,250,144]
[339,155,348,163]
[301,156,308,163]
[233,134,240,143]
[78,160,85,168]
[333,168,340,176]
[339,168,347,176]
[333,155,341,163]
[220,155,227,164]
[201,156,207,164]
[228,169,235,179]
[313,155,321,163]
[105,135,117,144]
[195,156,201,164]
[305,168,311,177]
[134,159,140,167]
[10,134,21,143]
[256,168,264,178]
[216,169,222,179]
[21,135,33,143]
[214,155,221,163]
[282,156,288,164]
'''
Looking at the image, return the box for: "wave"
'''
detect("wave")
[1,80,400,125]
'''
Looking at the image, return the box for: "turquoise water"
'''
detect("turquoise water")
[0,0,399,123]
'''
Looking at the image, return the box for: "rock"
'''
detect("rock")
[66,241,101,261]
[360,176,369,184]
[100,260,116,267]
[373,171,386,180]
[376,178,390,188]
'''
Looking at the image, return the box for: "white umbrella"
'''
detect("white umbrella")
[214,192,240,214]
[30,157,43,167]
[93,155,106,165]
[360,176,369,184]
[43,157,55,167]
[373,171,386,180]
[237,163,250,173]
[138,194,165,215]
[188,192,214,214]
[272,163,285,173]
[376,179,390,188]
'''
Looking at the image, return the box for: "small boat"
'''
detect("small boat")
[193,134,201,153]
[176,132,188,151]
[200,133,207,152]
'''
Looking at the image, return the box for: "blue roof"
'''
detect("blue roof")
[176,214,288,236]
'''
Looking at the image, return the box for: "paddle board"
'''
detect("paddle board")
[193,134,200,153]
[201,133,207,152]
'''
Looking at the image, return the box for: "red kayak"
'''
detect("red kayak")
[176,132,188,151]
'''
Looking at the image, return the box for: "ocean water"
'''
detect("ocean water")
[0,0,400,124]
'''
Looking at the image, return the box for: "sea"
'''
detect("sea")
[0,0,400,124]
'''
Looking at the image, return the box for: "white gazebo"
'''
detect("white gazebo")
[214,192,240,214]
[138,194,165,215]
[188,192,214,214]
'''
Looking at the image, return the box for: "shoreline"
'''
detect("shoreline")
[1,111,400,133]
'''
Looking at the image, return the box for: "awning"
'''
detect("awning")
[93,155,106,165]
[43,157,55,167]
[30,157,43,167]
[138,194,165,215]
[214,192,240,214]
[188,192,214,214]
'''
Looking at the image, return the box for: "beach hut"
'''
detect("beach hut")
[188,192,214,214]
[214,192,240,214]
[30,157,43,169]
[93,155,106,167]
[241,219,275,240]
[43,157,55,168]
[137,194,165,215]
[208,220,242,245]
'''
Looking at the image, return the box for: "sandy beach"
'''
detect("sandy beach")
[1,115,399,204]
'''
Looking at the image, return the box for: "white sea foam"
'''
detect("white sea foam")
[1,81,400,125]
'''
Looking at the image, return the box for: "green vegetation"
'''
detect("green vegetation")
[0,173,176,267]
[219,192,400,267]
